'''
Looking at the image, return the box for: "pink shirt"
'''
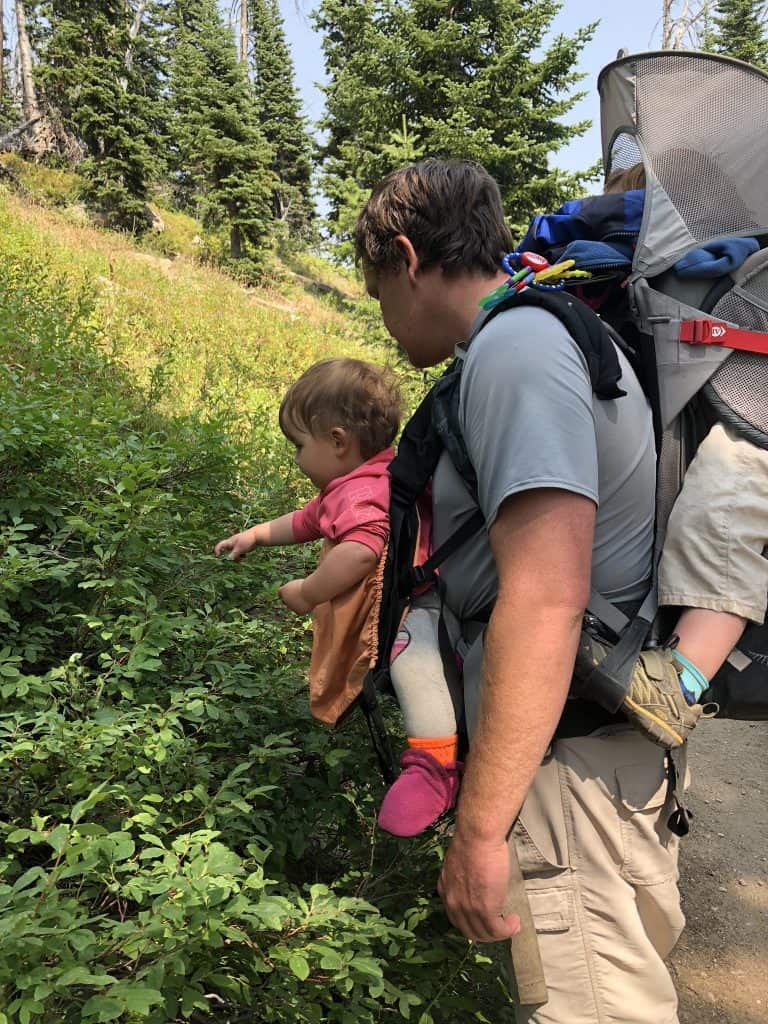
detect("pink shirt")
[292,448,394,558]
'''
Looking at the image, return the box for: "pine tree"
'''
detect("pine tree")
[35,0,166,230]
[169,0,274,268]
[707,0,768,68]
[315,0,595,244]
[326,117,424,263]
[249,0,314,240]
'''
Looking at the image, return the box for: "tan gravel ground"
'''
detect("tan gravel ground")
[670,720,768,1023]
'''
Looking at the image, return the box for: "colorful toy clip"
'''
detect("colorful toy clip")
[481,251,591,309]
[534,259,576,283]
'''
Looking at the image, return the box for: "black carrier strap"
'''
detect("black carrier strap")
[359,669,399,784]
[483,289,627,400]
[579,589,659,713]
[431,288,627,500]
[401,509,485,593]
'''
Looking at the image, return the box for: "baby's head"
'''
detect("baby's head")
[279,358,402,488]
[604,162,646,194]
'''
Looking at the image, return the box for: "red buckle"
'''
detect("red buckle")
[679,319,727,344]
[679,319,768,355]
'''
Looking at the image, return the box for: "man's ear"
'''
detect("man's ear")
[393,235,420,284]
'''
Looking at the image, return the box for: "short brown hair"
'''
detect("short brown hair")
[354,159,514,277]
[279,358,402,459]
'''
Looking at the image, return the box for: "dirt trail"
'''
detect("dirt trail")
[670,720,768,1023]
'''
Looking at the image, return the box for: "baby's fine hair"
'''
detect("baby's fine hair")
[604,162,646,193]
[279,358,402,460]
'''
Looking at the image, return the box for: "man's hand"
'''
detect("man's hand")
[438,831,521,942]
[279,579,313,615]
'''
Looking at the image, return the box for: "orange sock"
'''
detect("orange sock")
[407,734,459,766]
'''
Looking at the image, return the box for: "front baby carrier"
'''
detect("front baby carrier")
[355,285,628,783]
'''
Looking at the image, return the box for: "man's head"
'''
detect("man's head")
[354,160,512,366]
[354,159,513,277]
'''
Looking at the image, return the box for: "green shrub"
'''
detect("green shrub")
[0,253,510,1022]
[0,153,82,208]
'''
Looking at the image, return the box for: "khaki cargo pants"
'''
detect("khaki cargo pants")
[510,728,686,1024]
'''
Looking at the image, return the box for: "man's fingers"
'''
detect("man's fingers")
[439,880,521,941]
[444,905,521,943]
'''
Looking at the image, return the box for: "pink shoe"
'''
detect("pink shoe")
[377,749,463,837]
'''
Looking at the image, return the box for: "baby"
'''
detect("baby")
[215,357,462,836]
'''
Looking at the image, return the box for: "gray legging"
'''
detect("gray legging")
[389,589,464,739]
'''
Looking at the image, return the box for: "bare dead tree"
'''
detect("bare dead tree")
[239,0,248,64]
[1,0,5,105]
[120,0,148,92]
[10,0,83,160]
[14,0,39,123]
[124,0,147,76]
[660,0,711,49]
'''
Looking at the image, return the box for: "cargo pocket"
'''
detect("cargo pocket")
[615,761,679,885]
[511,751,570,875]
[527,886,574,934]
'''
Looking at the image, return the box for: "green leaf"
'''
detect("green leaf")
[6,829,33,844]
[57,967,115,988]
[288,954,310,981]
[350,956,383,980]
[206,842,242,876]
[70,781,110,824]
[318,950,343,971]
[81,996,123,1021]
[47,823,70,853]
[119,986,164,1013]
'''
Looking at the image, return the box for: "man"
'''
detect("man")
[354,159,686,1024]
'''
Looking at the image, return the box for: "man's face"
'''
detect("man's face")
[364,264,450,369]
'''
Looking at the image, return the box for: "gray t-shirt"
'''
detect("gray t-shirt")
[433,305,656,621]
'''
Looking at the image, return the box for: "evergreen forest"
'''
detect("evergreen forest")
[0,1,767,1021]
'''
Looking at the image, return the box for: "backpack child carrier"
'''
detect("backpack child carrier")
[594,50,768,721]
[343,49,768,783]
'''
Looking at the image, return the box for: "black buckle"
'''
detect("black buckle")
[410,564,434,587]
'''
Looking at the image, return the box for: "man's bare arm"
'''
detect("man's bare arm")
[438,487,595,942]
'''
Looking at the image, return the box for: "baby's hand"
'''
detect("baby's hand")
[214,529,255,561]
[279,579,312,615]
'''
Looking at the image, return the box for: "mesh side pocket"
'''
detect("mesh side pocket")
[707,266,768,436]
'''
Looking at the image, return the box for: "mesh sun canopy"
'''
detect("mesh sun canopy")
[599,51,768,277]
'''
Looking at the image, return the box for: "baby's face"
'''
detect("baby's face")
[290,428,346,490]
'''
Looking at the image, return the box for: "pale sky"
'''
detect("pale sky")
[276,0,666,174]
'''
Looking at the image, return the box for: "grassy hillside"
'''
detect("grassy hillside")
[0,184,508,1023]
[0,167,397,415]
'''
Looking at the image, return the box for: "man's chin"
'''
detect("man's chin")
[400,345,441,370]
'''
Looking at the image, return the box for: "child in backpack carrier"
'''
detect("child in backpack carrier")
[214,357,462,837]
[578,416,768,748]
[572,164,768,748]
